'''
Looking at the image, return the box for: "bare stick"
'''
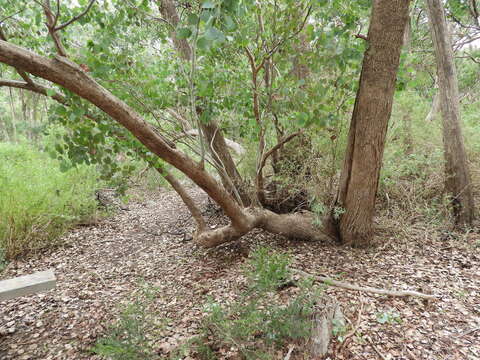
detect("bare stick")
[292,269,438,300]
[367,336,388,360]
[338,297,364,352]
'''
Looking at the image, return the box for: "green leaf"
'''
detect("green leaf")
[197,36,210,50]
[223,15,236,31]
[46,89,56,97]
[187,14,199,25]
[205,27,225,42]
[201,1,215,9]
[176,27,192,39]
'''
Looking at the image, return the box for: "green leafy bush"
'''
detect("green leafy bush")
[201,247,318,359]
[93,302,157,360]
[93,284,161,360]
[0,142,99,259]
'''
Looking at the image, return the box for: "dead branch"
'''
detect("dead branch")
[367,336,388,360]
[158,167,207,231]
[355,33,368,41]
[292,269,438,299]
[338,297,364,353]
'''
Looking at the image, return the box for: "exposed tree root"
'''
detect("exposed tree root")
[194,209,333,247]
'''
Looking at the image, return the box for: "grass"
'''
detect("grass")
[0,142,100,259]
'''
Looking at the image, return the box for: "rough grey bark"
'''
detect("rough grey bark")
[426,0,475,227]
[329,0,411,247]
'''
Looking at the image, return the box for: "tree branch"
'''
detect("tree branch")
[0,39,251,230]
[54,0,97,31]
[255,130,303,204]
[292,269,438,299]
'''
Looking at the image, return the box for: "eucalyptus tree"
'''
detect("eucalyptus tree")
[426,0,475,227]
[327,0,411,246]
[0,0,408,248]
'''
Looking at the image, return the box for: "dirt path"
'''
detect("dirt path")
[1,188,479,359]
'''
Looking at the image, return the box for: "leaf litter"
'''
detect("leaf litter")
[0,186,479,359]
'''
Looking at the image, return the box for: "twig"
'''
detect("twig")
[55,0,97,31]
[258,130,304,173]
[355,33,368,41]
[367,336,388,360]
[459,327,479,337]
[338,297,364,352]
[284,344,295,360]
[292,268,438,299]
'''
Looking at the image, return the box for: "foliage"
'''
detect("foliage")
[0,142,99,259]
[376,310,402,325]
[92,284,161,360]
[200,247,318,359]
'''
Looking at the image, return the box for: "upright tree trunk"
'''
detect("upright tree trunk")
[330,0,410,247]
[426,0,475,227]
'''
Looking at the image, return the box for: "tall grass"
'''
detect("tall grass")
[0,142,100,259]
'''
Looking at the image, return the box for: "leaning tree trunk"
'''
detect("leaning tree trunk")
[426,0,475,228]
[329,0,411,247]
[158,0,249,205]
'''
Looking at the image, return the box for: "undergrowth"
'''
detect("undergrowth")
[93,284,162,360]
[192,247,319,359]
[0,142,100,259]
[93,248,320,360]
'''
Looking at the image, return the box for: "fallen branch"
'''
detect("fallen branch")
[292,269,438,300]
[338,297,364,353]
[366,336,388,360]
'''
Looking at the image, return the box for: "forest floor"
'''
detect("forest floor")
[0,186,479,360]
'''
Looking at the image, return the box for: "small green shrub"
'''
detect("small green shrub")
[376,310,402,325]
[0,142,99,259]
[93,284,161,360]
[201,247,319,360]
[93,302,157,360]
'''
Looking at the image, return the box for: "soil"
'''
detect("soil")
[1,186,479,359]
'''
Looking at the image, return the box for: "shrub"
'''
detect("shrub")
[0,142,99,259]
[92,284,161,360]
[200,247,319,359]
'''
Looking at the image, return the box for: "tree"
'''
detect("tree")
[0,0,407,248]
[426,0,475,228]
[328,0,411,247]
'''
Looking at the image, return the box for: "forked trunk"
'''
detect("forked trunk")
[426,0,475,228]
[331,0,410,247]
